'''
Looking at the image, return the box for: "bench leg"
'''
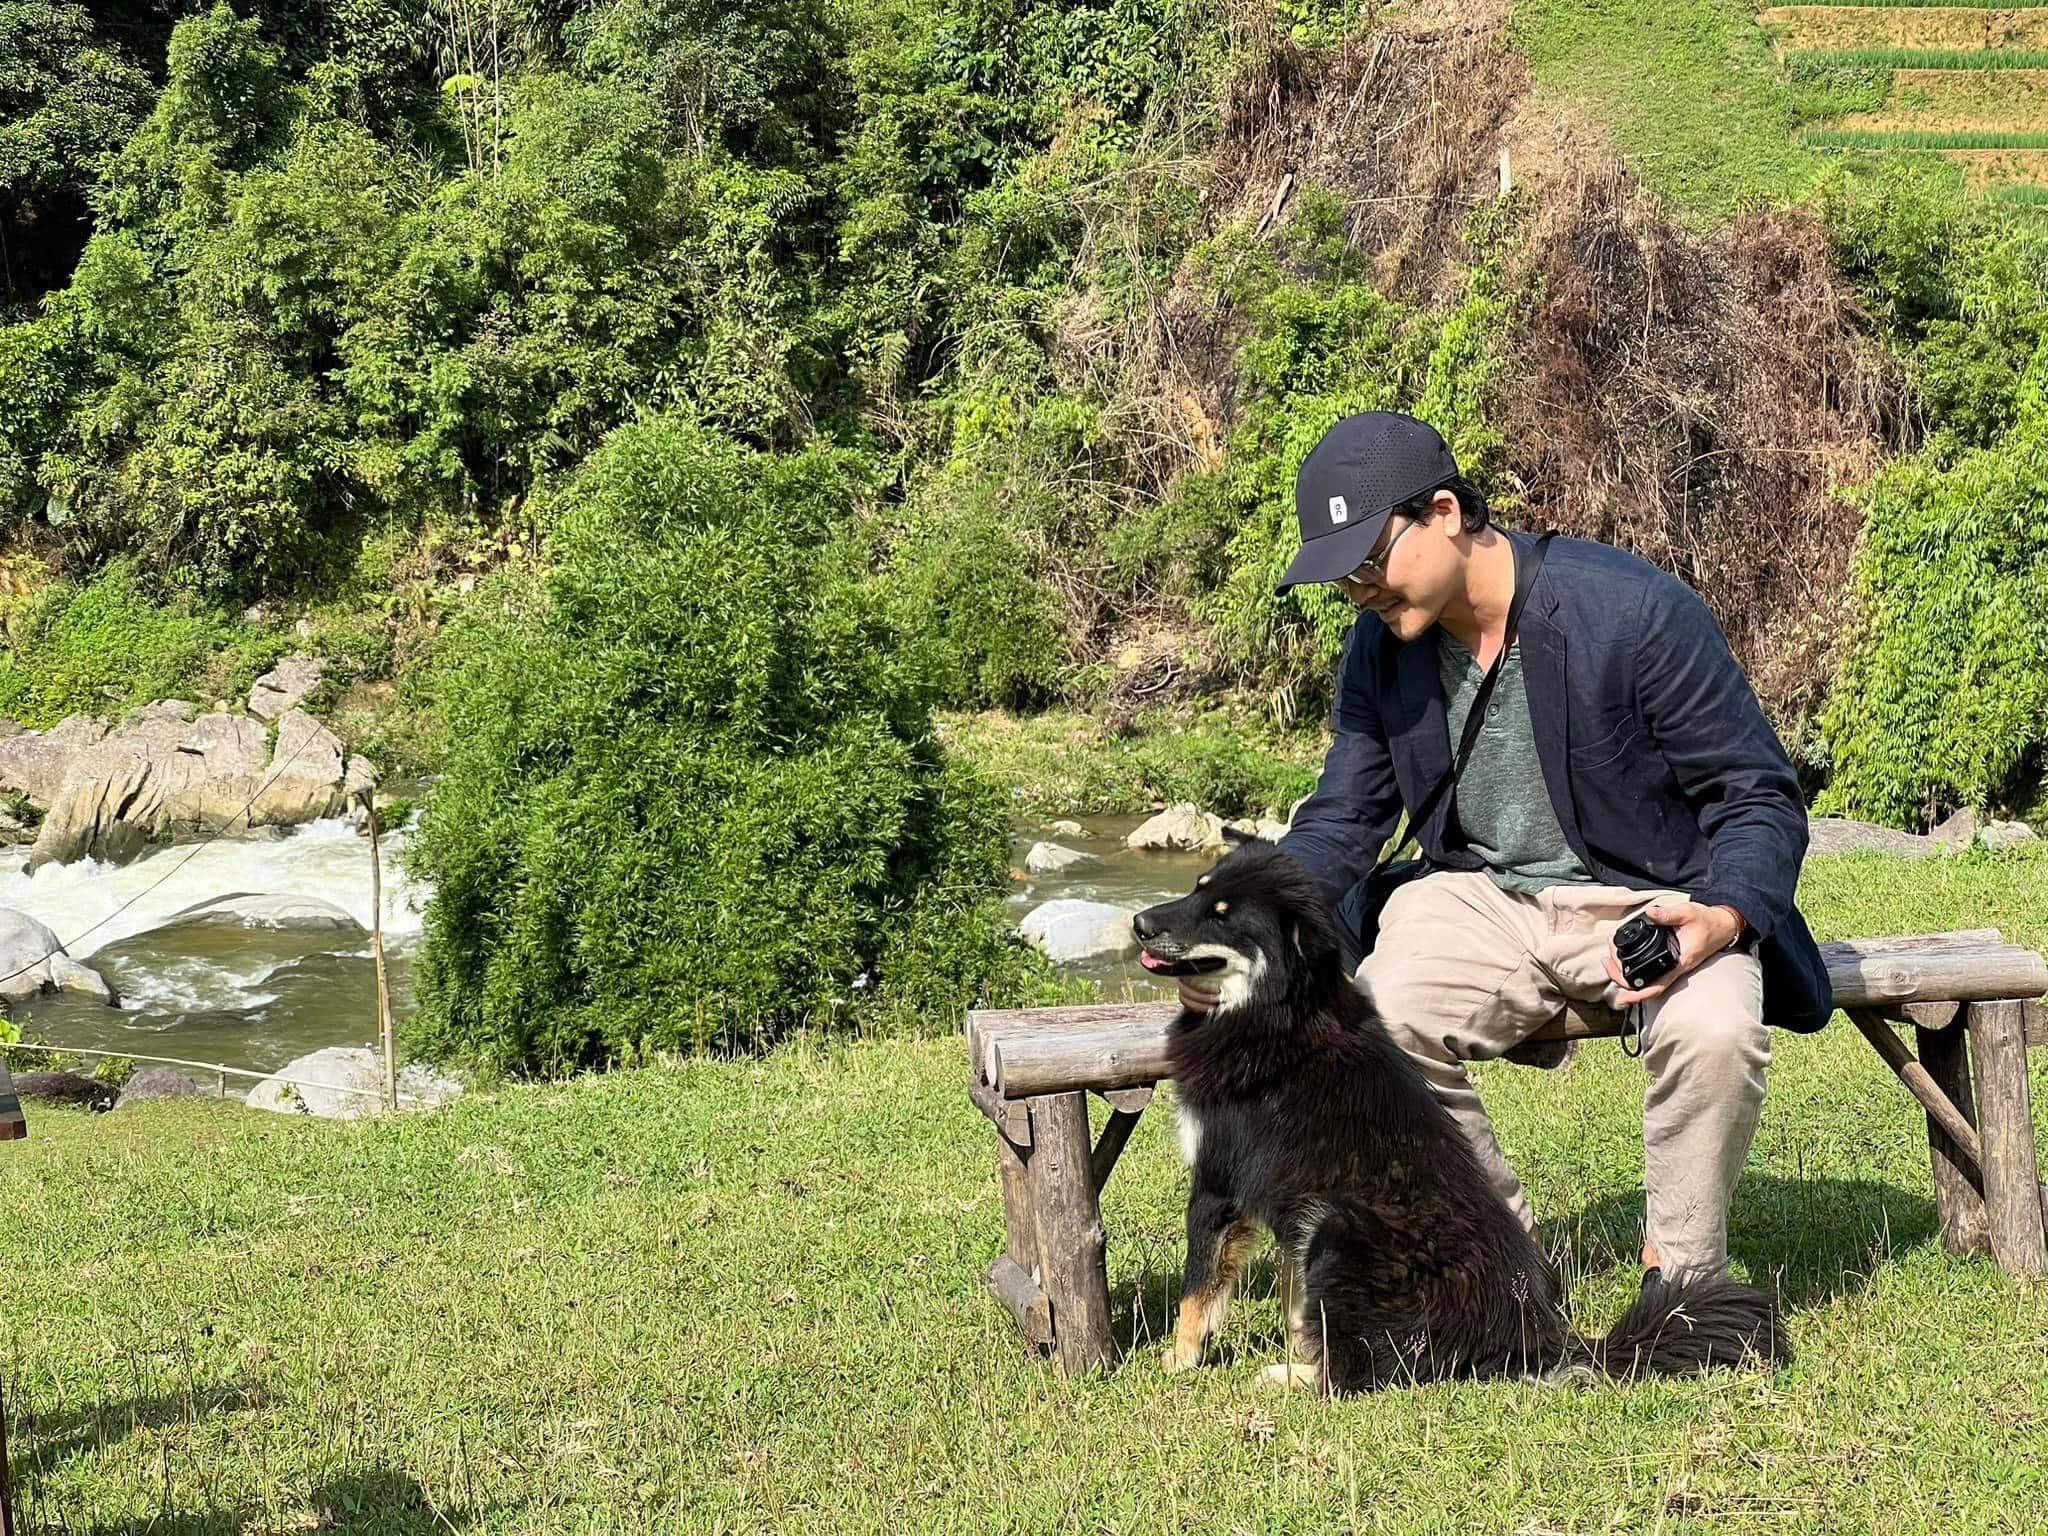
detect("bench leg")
[986,1114,1054,1350]
[1028,1091,1115,1374]
[1966,1000,2047,1276]
[1913,1011,1990,1258]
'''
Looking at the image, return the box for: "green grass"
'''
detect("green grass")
[1511,0,1886,220]
[940,706,1324,818]
[1790,47,2048,69]
[2,845,2046,1530]
[1804,129,2048,148]
[1775,0,2048,7]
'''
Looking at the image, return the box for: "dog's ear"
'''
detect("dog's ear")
[1220,823,1255,847]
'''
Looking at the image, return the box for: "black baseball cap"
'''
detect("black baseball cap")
[1275,411,1461,594]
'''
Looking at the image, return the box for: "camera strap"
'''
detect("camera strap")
[1375,531,1554,874]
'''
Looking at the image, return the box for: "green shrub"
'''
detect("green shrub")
[0,562,281,726]
[407,415,1047,1071]
[1818,418,2048,826]
[882,482,1071,709]
[1187,252,1516,715]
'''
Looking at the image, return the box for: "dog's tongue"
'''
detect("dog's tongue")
[1138,950,1166,971]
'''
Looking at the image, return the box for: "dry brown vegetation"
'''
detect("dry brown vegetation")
[1759,5,2048,51]
[1049,20,1905,731]
[1947,144,2048,184]
[1505,186,1903,735]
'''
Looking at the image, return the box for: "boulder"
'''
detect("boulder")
[245,1047,465,1121]
[1805,817,1938,859]
[248,656,329,721]
[1931,807,1980,851]
[13,1070,114,1110]
[1126,803,1226,852]
[1225,816,1291,843]
[0,907,116,1004]
[245,710,355,829]
[1019,899,1140,964]
[1048,820,1085,837]
[114,1066,206,1108]
[1024,842,1095,875]
[1981,819,2039,851]
[0,713,109,806]
[26,705,374,870]
[159,892,363,932]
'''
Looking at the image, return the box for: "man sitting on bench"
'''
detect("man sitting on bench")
[1173,410,1831,1297]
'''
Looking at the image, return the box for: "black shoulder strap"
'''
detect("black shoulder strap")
[1380,531,1554,869]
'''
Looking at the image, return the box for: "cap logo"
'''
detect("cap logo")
[1327,495,1348,525]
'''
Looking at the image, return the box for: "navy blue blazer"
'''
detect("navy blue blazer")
[1281,529,1834,1032]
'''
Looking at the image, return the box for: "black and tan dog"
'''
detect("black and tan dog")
[1133,841,1788,1394]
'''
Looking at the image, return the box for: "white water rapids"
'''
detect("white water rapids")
[1,817,427,1073]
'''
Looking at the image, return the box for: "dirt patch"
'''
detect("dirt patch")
[1840,67,2048,131]
[1946,146,2048,185]
[1988,9,2048,48]
[1759,6,2018,51]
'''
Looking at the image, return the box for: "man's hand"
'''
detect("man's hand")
[1176,975,1223,1014]
[1602,900,1744,1007]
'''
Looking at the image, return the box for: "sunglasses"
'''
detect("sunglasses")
[1341,515,1415,587]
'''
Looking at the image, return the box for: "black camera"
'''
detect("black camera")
[1613,912,1679,991]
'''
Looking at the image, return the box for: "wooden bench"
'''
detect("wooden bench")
[966,929,2048,1373]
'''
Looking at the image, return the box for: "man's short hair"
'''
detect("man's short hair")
[1396,475,1489,533]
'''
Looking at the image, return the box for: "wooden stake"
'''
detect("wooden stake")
[365,794,397,1115]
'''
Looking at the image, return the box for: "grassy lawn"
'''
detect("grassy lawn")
[940,707,1324,819]
[3,847,2045,1532]
[1510,0,1882,219]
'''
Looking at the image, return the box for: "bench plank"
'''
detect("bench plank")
[973,934,2048,1100]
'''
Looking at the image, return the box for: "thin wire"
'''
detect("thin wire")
[0,723,347,991]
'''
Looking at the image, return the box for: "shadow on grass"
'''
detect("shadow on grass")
[1555,1172,1941,1310]
[1107,1171,1943,1362]
[14,1467,486,1534]
[14,1386,252,1468]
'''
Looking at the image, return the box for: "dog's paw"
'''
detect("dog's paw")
[1257,1362,1320,1391]
[1161,1340,1205,1374]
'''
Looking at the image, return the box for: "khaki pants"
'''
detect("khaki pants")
[1359,870,1768,1278]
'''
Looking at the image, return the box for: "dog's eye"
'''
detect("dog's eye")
[1213,901,1228,915]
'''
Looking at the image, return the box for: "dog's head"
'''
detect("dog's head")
[1132,841,1351,1012]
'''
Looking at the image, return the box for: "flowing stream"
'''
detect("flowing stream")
[1,811,1211,1077]
[2,818,425,1075]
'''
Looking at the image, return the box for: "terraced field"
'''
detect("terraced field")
[1764,3,2048,198]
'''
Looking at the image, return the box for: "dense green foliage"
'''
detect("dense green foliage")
[1,0,2044,1085]
[0,559,282,724]
[408,416,1053,1070]
[1819,175,2048,823]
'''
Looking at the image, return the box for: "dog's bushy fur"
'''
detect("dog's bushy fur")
[1134,842,1788,1394]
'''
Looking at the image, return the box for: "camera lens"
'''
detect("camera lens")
[1614,913,1678,990]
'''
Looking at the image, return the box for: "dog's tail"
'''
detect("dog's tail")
[1570,1269,1789,1379]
